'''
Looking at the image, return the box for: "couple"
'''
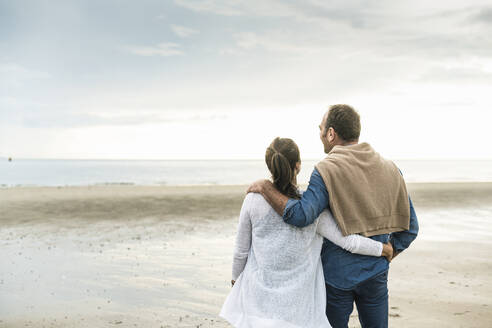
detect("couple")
[220,104,419,328]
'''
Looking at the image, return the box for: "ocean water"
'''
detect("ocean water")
[0,159,491,187]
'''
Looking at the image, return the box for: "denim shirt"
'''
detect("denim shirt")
[283,168,419,290]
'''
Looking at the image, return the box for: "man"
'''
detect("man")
[247,104,419,328]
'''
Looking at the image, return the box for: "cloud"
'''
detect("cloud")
[173,0,246,16]
[173,1,492,60]
[232,31,327,55]
[470,7,492,24]
[2,0,492,160]
[126,42,183,56]
[171,24,199,38]
[173,0,385,28]
[18,111,228,129]
[417,66,492,83]
[0,63,52,87]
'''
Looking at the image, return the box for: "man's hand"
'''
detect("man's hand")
[247,179,271,194]
[246,179,288,216]
[389,239,400,261]
[382,242,394,262]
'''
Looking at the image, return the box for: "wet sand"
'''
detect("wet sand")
[1,183,492,327]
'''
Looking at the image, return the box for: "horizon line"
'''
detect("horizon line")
[2,157,492,161]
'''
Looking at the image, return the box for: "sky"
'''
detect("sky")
[1,0,491,160]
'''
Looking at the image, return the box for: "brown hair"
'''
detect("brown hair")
[324,104,361,141]
[265,137,301,199]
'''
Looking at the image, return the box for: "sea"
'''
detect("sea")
[1,159,491,187]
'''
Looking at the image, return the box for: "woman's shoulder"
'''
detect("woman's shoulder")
[244,192,268,206]
[243,192,276,215]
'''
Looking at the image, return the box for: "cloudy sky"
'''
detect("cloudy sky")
[1,0,491,159]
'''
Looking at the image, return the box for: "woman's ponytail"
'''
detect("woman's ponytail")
[265,137,300,199]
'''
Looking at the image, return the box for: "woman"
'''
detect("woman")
[220,137,393,328]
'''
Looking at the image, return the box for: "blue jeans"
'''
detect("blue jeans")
[325,270,388,328]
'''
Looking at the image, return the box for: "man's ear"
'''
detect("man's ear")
[328,127,336,143]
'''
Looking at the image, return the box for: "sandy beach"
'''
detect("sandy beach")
[1,183,492,327]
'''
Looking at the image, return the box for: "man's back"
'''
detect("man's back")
[283,167,418,289]
[315,143,410,237]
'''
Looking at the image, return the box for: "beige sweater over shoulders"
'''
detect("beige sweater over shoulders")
[315,142,410,237]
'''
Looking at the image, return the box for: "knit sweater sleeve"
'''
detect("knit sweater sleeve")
[316,210,383,256]
[232,194,253,280]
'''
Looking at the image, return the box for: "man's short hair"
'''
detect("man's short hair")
[325,104,361,141]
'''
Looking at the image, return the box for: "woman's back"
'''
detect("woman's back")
[221,192,330,328]
[248,192,322,278]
